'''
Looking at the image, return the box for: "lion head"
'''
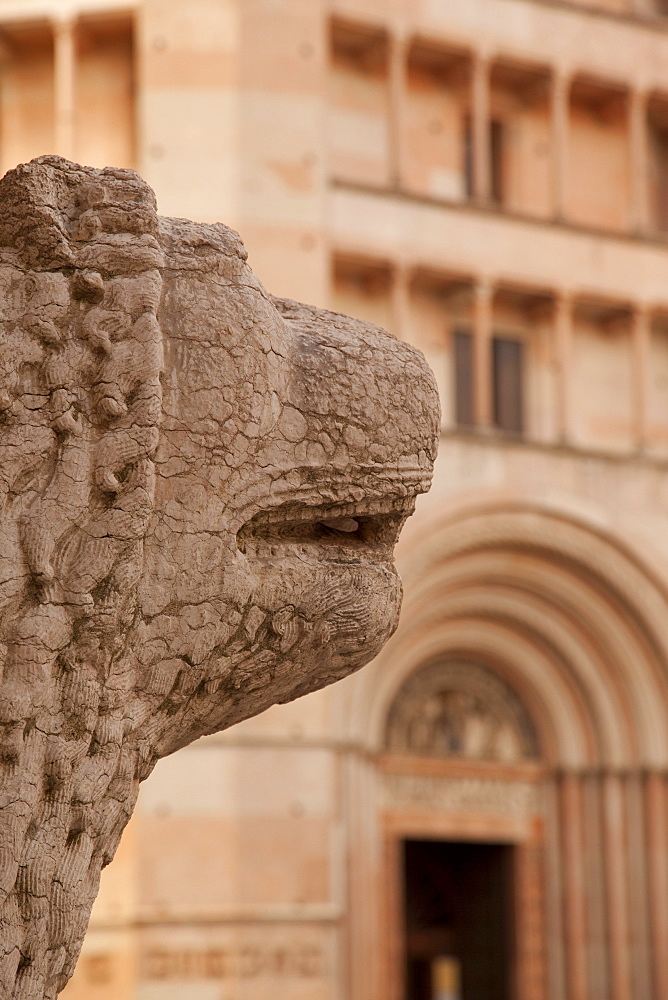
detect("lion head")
[0,157,439,999]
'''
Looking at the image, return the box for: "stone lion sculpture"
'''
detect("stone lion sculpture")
[0,157,439,999]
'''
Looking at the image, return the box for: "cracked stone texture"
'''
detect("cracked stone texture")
[0,157,439,999]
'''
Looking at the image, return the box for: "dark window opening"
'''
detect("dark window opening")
[492,336,524,434]
[490,119,505,205]
[463,116,474,200]
[651,125,668,232]
[403,839,514,1000]
[453,327,474,427]
[463,117,505,204]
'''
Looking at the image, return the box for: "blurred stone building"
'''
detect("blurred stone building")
[3,0,668,997]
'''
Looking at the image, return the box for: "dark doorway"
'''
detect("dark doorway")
[402,839,514,1000]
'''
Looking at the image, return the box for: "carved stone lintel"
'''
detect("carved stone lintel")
[383,772,543,822]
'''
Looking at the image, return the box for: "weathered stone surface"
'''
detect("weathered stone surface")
[0,156,439,999]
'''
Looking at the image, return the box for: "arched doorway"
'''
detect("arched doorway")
[338,505,668,1000]
[382,658,545,1000]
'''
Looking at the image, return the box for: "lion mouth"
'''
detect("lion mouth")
[237,496,414,565]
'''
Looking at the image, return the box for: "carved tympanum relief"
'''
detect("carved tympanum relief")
[0,157,439,1000]
[385,661,539,763]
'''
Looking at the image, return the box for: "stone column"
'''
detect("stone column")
[554,292,573,443]
[602,772,632,1000]
[551,71,570,221]
[644,771,668,1000]
[559,772,588,1000]
[631,306,650,451]
[581,774,609,997]
[629,89,649,233]
[473,280,493,427]
[345,752,383,1000]
[514,840,548,1000]
[53,15,76,160]
[389,35,407,189]
[624,773,652,1000]
[472,53,491,204]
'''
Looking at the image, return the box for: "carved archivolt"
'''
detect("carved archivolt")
[348,501,668,767]
[385,659,540,763]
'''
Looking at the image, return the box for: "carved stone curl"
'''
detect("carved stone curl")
[0,157,439,999]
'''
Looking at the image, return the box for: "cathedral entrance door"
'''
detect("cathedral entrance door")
[402,838,514,1000]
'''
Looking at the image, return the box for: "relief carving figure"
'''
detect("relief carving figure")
[386,661,539,763]
[0,157,439,999]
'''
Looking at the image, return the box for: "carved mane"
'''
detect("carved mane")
[0,157,165,998]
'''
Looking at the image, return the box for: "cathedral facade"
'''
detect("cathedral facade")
[1,0,668,997]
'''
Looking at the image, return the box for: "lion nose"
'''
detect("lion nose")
[291,317,439,478]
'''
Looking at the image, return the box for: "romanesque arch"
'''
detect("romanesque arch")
[347,502,668,767]
[338,503,668,1000]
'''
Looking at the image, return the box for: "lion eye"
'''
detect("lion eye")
[320,517,359,533]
